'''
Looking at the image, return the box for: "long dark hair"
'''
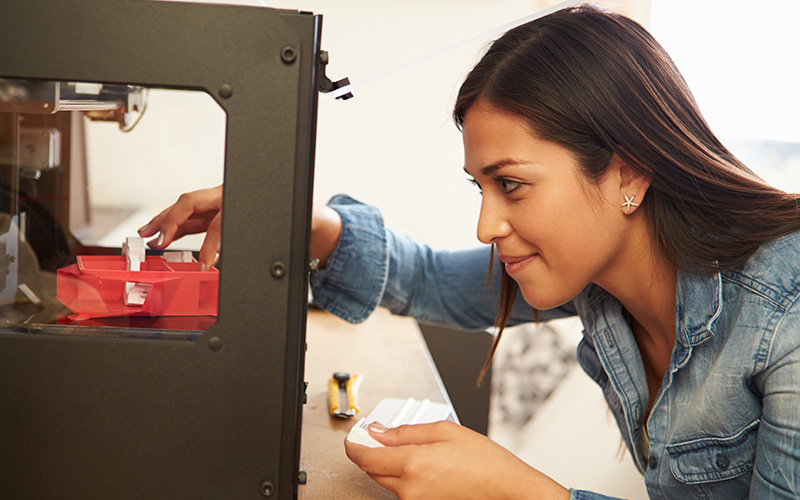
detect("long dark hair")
[459,4,800,380]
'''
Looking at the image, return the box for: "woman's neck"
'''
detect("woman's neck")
[595,223,678,348]
[594,222,678,414]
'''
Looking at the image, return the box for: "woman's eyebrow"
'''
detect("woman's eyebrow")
[463,158,534,176]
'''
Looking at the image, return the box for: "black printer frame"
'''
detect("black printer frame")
[0,1,320,498]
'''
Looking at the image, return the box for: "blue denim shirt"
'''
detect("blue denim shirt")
[310,195,800,499]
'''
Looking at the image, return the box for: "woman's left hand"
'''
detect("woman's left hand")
[344,420,570,499]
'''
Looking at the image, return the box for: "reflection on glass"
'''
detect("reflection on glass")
[0,79,224,336]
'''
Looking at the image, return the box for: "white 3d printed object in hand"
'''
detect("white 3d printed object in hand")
[346,397,457,448]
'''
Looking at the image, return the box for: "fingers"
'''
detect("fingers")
[143,201,199,249]
[345,441,411,478]
[138,205,172,239]
[345,421,461,478]
[198,212,222,271]
[171,218,218,240]
[138,186,223,250]
[370,420,461,447]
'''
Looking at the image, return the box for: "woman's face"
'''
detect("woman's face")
[462,101,630,309]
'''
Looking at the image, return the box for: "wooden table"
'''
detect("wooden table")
[299,308,454,499]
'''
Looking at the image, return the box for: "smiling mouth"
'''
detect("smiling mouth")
[500,254,538,274]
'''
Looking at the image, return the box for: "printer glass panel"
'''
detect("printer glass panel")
[0,78,224,336]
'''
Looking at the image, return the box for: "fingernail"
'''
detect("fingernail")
[199,262,208,272]
[156,234,164,247]
[368,421,388,434]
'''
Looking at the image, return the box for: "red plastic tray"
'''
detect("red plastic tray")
[57,255,219,319]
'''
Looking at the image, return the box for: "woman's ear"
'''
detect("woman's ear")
[609,153,650,215]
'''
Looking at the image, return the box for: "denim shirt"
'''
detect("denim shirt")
[310,195,800,499]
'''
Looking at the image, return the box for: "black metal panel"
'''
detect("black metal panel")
[0,1,320,498]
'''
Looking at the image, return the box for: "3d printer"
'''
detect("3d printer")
[0,1,345,498]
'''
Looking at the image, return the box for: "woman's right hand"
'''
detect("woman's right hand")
[138,184,343,272]
[138,185,223,271]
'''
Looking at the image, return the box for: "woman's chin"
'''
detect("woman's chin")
[519,286,572,311]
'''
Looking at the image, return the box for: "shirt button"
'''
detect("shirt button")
[716,454,730,470]
[648,455,657,469]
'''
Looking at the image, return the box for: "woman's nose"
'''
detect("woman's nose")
[477,196,512,244]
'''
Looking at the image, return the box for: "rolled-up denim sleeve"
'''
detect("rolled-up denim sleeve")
[750,301,800,498]
[310,194,575,328]
[569,489,627,499]
[309,194,389,323]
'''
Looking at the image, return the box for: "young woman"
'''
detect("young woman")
[140,5,800,499]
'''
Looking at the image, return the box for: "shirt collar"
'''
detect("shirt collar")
[676,269,723,347]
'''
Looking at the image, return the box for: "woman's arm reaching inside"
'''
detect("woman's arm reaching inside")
[138,184,344,272]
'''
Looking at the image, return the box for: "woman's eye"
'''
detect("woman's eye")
[498,178,521,194]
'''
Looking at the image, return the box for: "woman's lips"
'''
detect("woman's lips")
[501,254,538,275]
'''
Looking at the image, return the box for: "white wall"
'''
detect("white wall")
[85,89,226,210]
[651,0,800,145]
[650,0,800,193]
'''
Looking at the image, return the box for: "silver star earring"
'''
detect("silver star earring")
[622,193,639,214]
